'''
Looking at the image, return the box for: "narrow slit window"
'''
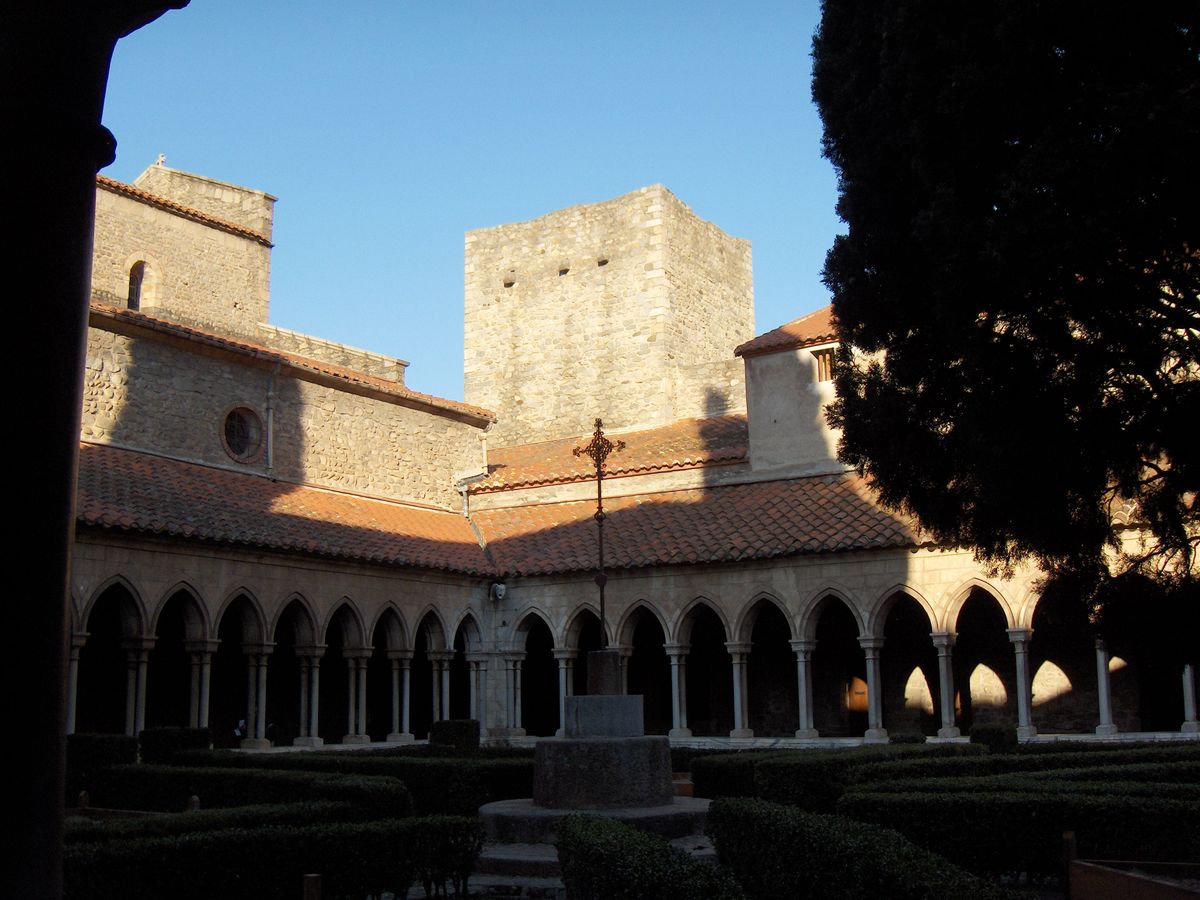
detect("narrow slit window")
[127,262,145,311]
[813,348,835,382]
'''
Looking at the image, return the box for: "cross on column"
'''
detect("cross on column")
[573,418,625,648]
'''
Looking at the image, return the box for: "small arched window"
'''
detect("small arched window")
[127,261,146,311]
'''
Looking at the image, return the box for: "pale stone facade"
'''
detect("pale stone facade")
[69,165,1198,748]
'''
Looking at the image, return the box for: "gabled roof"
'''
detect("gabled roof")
[97,175,273,247]
[76,443,491,575]
[473,415,747,494]
[735,306,837,357]
[471,473,919,576]
[90,301,495,425]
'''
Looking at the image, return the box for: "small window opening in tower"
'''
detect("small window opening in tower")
[813,347,835,382]
[559,267,569,276]
[127,262,145,311]
[597,258,609,267]
[503,278,515,288]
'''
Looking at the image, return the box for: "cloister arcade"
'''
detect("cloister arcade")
[69,569,1199,746]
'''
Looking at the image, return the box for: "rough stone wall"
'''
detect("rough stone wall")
[92,188,271,336]
[257,323,408,384]
[82,326,485,508]
[464,185,753,448]
[133,165,275,239]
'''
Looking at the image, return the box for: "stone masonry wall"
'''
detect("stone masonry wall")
[83,326,486,508]
[133,165,275,239]
[92,188,271,336]
[464,186,753,448]
[256,323,409,384]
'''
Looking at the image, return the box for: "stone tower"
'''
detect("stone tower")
[464,185,754,448]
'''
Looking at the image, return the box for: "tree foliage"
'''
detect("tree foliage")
[813,0,1199,602]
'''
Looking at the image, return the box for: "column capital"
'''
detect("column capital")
[664,642,691,658]
[428,650,456,663]
[296,643,327,659]
[243,642,275,657]
[505,652,527,664]
[184,639,221,655]
[387,649,414,662]
[930,631,957,650]
[343,647,373,661]
[724,641,753,657]
[71,632,89,650]
[552,648,578,661]
[789,639,816,655]
[858,636,885,653]
[1006,627,1033,645]
[121,636,156,653]
[464,652,489,664]
[610,644,634,660]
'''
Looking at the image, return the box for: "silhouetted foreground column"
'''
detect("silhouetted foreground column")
[3,6,188,897]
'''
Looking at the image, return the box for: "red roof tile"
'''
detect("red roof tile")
[97,175,273,246]
[473,416,747,493]
[471,473,919,576]
[735,306,836,357]
[77,443,491,575]
[90,301,495,424]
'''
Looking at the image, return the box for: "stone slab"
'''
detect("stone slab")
[563,695,643,737]
[586,649,623,695]
[534,735,671,808]
[479,796,711,845]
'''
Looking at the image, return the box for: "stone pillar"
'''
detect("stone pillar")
[440,655,452,721]
[504,657,516,729]
[242,648,273,749]
[475,654,490,731]
[341,650,370,744]
[859,637,888,742]
[387,651,414,742]
[1182,664,1198,734]
[66,634,87,736]
[513,656,525,732]
[298,658,310,738]
[1094,639,1118,736]
[931,632,960,738]
[725,641,753,738]
[309,655,322,743]
[184,640,217,730]
[665,643,692,738]
[430,654,443,723]
[1007,628,1037,738]
[123,638,154,737]
[254,652,269,743]
[553,650,575,737]
[466,653,488,723]
[293,646,324,748]
[617,646,633,694]
[790,639,818,738]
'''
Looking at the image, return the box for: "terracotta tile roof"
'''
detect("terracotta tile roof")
[471,473,920,576]
[472,416,748,494]
[90,301,495,424]
[77,443,491,575]
[97,175,273,247]
[735,306,837,357]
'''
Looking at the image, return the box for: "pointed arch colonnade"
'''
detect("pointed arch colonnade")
[70,559,1199,745]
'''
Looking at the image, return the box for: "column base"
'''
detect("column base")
[342,733,370,745]
[937,726,961,739]
[794,728,820,739]
[293,736,324,748]
[387,732,414,743]
[1180,721,1199,734]
[239,738,271,750]
[1095,724,1119,736]
[1017,725,1038,739]
[728,728,754,739]
[668,727,693,739]
[864,728,889,743]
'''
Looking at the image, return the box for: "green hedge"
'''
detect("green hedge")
[836,790,1200,876]
[65,801,369,845]
[66,734,137,800]
[708,798,1013,900]
[847,743,1200,785]
[689,751,802,801]
[83,765,412,817]
[845,774,1200,801]
[556,816,743,900]
[429,719,481,753]
[175,750,532,815]
[709,743,983,813]
[138,727,211,763]
[64,815,482,900]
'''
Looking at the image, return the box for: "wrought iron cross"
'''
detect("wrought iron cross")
[573,418,624,648]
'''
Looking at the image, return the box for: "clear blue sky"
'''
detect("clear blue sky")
[101,1,841,402]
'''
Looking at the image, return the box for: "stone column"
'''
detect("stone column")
[254,651,270,744]
[429,654,443,723]
[342,651,371,744]
[294,646,324,748]
[504,657,515,729]
[617,645,633,695]
[475,654,490,731]
[123,638,154,737]
[66,634,87,736]
[298,657,310,738]
[1182,664,1198,734]
[387,651,414,742]
[790,639,818,738]
[309,655,323,743]
[242,647,273,749]
[931,632,960,738]
[440,655,452,721]
[553,649,575,736]
[725,641,753,738]
[184,640,217,730]
[859,637,888,742]
[513,655,525,732]
[665,643,692,738]
[1007,628,1037,738]
[466,653,488,722]
[1094,639,1118,736]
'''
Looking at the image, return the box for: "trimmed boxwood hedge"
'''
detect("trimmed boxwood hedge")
[138,727,212,763]
[556,816,744,900]
[836,790,1200,876]
[64,815,483,900]
[65,801,369,844]
[429,719,481,753]
[83,765,412,817]
[844,773,1200,800]
[66,733,137,800]
[174,749,532,815]
[708,798,1014,900]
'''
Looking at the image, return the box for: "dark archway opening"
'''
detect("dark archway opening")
[954,589,1015,732]
[881,595,938,736]
[627,610,670,734]
[571,611,602,695]
[411,622,435,739]
[318,618,349,742]
[685,606,732,736]
[747,603,797,736]
[521,618,557,736]
[212,597,256,747]
[76,585,138,735]
[811,599,866,736]
[450,624,474,720]
[146,592,194,729]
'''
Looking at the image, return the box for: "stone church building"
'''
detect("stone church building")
[71,162,1198,749]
